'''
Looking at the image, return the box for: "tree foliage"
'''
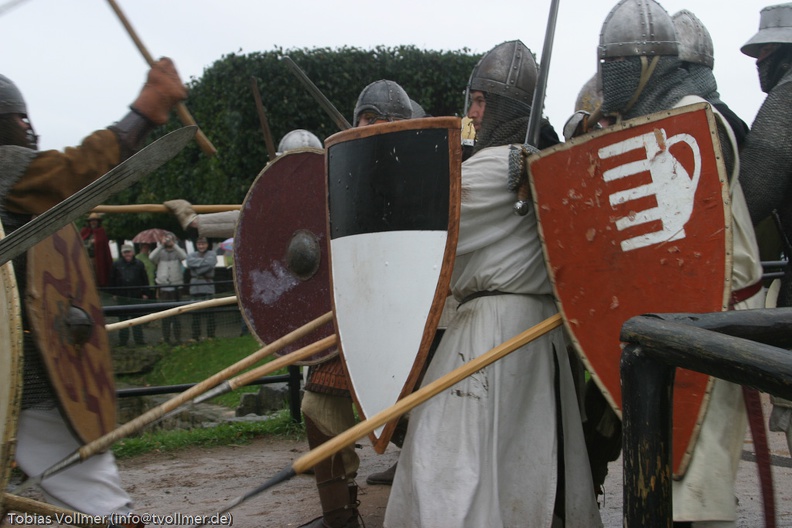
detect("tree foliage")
[103,45,481,241]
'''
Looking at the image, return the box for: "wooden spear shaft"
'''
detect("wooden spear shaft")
[293,313,562,473]
[92,204,240,214]
[14,311,334,492]
[188,334,337,406]
[105,296,237,332]
[105,0,218,157]
[193,313,564,525]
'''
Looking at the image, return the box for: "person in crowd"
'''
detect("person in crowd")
[186,236,217,341]
[150,232,187,344]
[109,243,150,347]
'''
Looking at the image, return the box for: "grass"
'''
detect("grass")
[112,409,304,459]
[114,334,305,458]
[118,334,288,408]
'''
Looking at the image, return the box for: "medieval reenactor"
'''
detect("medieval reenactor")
[296,79,413,528]
[739,1,792,462]
[598,1,765,525]
[384,40,602,527]
[0,59,186,527]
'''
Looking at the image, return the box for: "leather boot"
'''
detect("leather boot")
[299,416,360,528]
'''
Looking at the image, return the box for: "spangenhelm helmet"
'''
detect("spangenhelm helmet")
[0,74,27,115]
[409,99,427,118]
[353,80,412,127]
[741,3,792,58]
[466,40,538,107]
[574,74,603,113]
[599,0,678,59]
[672,9,715,68]
[276,129,322,155]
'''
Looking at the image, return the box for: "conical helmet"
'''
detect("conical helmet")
[277,129,322,155]
[0,74,27,115]
[353,79,412,127]
[599,0,678,59]
[467,40,538,106]
[672,10,714,68]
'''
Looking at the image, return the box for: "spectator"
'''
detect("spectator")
[109,244,150,347]
[135,242,156,287]
[150,233,186,344]
[186,236,217,341]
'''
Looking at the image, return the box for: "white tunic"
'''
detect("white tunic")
[384,145,602,528]
[671,96,766,523]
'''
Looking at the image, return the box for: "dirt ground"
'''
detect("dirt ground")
[5,394,792,528]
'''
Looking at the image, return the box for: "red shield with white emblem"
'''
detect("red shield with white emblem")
[528,103,731,476]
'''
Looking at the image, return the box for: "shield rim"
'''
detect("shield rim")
[0,223,22,519]
[324,117,462,453]
[529,103,732,476]
[234,147,337,366]
[26,223,117,444]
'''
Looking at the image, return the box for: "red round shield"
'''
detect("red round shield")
[234,148,335,365]
[26,223,116,444]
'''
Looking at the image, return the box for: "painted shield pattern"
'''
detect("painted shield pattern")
[26,223,116,444]
[235,148,335,365]
[325,117,462,453]
[528,103,731,476]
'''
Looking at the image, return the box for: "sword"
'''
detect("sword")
[514,0,561,216]
[281,56,352,130]
[0,126,196,266]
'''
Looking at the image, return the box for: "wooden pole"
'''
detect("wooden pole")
[92,204,240,214]
[192,313,563,525]
[190,334,337,406]
[250,77,277,161]
[105,296,237,332]
[293,313,562,472]
[105,0,218,157]
[15,312,334,491]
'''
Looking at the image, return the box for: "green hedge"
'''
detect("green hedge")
[103,46,481,241]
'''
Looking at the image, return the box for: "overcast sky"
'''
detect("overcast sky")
[0,0,775,150]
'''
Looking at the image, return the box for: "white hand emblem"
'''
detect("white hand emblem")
[599,128,701,252]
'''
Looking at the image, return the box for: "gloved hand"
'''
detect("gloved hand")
[132,58,188,125]
[164,199,197,230]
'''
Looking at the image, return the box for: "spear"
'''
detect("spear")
[250,76,277,161]
[191,314,563,526]
[281,56,352,130]
[11,311,334,494]
[105,0,218,157]
[105,296,238,332]
[91,204,240,214]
